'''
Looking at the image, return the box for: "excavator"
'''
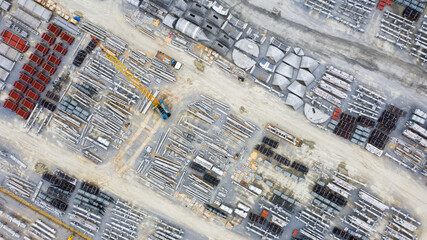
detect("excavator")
[67,233,74,240]
[92,37,171,120]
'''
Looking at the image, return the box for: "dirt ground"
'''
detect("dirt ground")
[0,0,426,239]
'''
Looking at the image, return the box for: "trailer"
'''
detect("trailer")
[155,50,182,70]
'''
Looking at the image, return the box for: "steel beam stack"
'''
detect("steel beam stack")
[6,175,35,198]
[349,85,386,120]
[182,173,214,203]
[411,20,427,63]
[148,221,184,240]
[102,199,146,240]
[382,207,421,240]
[29,220,56,240]
[343,190,388,237]
[265,124,303,147]
[223,115,256,142]
[81,22,107,40]
[377,11,415,49]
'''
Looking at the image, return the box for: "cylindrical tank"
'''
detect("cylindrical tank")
[175,18,208,41]
[163,14,178,28]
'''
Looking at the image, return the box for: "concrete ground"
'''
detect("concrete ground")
[0,0,426,239]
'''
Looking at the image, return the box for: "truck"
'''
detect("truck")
[155,51,182,70]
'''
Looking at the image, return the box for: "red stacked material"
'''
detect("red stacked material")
[35,43,49,56]
[21,98,35,111]
[47,24,62,37]
[29,53,43,66]
[19,72,33,84]
[25,89,40,102]
[53,43,67,56]
[16,107,30,119]
[8,89,22,102]
[22,64,36,76]
[41,33,56,46]
[36,72,50,84]
[60,32,75,45]
[13,81,27,93]
[46,54,61,66]
[31,80,46,92]
[3,99,18,111]
[1,30,29,52]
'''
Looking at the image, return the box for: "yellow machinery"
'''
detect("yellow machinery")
[68,234,74,240]
[93,37,171,120]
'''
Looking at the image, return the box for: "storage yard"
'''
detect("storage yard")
[0,0,426,240]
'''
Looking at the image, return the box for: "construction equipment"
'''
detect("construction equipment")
[68,233,74,240]
[92,37,171,120]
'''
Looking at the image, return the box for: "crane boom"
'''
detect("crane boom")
[93,37,171,120]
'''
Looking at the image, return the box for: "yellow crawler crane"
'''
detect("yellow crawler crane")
[93,37,171,120]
